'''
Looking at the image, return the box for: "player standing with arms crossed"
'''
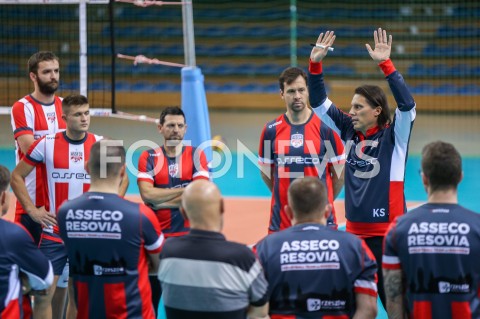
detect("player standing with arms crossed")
[137,106,209,311]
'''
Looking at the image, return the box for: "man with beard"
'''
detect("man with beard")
[11,51,65,245]
[10,51,65,319]
[137,106,209,313]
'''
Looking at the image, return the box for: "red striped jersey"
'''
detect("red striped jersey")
[383,203,480,319]
[57,192,164,319]
[10,95,66,215]
[24,131,102,238]
[255,223,377,318]
[309,59,416,238]
[0,220,53,319]
[258,112,345,232]
[137,146,209,237]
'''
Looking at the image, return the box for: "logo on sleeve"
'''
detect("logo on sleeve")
[268,120,282,129]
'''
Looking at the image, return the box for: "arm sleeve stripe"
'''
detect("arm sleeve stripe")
[145,233,164,253]
[25,154,41,165]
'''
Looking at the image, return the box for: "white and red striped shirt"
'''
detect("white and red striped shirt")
[24,131,102,239]
[10,95,66,214]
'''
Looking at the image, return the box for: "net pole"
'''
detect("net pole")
[79,0,88,96]
[181,1,196,67]
[109,0,116,113]
[180,1,212,164]
[290,0,297,67]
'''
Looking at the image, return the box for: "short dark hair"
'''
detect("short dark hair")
[88,140,126,180]
[421,141,462,192]
[28,51,59,74]
[355,85,391,129]
[159,106,185,125]
[288,177,328,217]
[279,67,308,92]
[62,94,89,114]
[0,165,10,193]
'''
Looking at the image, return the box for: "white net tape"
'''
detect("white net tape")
[117,54,186,68]
[0,107,159,124]
[115,0,187,7]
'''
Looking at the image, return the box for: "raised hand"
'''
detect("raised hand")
[366,28,392,63]
[310,31,336,63]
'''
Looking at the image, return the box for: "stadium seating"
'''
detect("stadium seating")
[409,83,480,95]
[1,1,478,98]
[0,62,19,74]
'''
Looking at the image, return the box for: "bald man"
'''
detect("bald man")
[157,180,269,319]
[255,177,378,318]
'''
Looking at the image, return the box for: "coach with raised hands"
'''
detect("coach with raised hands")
[308,28,416,307]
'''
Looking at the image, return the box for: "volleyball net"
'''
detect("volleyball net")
[0,0,111,109]
[0,0,213,158]
[1,1,479,108]
[0,1,479,126]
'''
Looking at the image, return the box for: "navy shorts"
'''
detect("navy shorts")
[15,214,42,245]
[39,234,69,288]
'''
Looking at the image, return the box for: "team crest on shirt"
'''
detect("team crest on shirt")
[46,112,56,123]
[168,163,179,177]
[70,151,83,163]
[291,133,304,148]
